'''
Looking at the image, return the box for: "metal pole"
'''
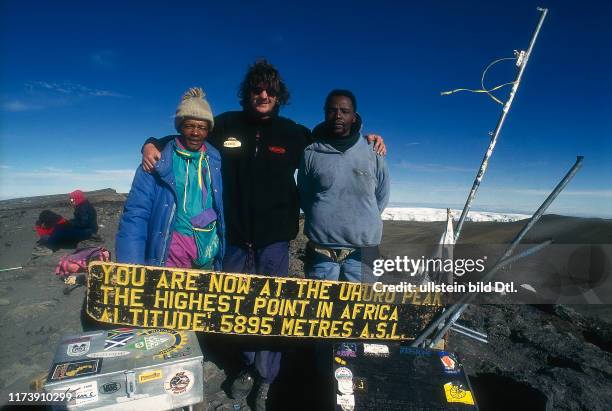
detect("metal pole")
[425,155,584,346]
[499,156,582,261]
[454,7,549,242]
[452,322,488,339]
[450,325,489,344]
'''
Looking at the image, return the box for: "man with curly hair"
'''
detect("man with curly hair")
[142,60,384,410]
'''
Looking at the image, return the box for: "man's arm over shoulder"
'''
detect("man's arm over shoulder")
[142,135,175,172]
[375,153,390,213]
[116,167,156,264]
[143,135,175,152]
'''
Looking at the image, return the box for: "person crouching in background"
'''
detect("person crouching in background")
[35,190,98,253]
[116,87,225,270]
[35,210,67,239]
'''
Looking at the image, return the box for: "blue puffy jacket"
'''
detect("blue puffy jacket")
[116,138,225,269]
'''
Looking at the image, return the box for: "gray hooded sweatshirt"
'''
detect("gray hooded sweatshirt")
[298,126,390,248]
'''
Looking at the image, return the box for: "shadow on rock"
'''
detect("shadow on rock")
[469,373,549,411]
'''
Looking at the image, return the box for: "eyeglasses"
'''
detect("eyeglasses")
[182,124,209,132]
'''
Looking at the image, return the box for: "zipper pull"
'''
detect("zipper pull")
[254,130,261,157]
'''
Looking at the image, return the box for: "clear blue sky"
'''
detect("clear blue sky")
[1,0,610,217]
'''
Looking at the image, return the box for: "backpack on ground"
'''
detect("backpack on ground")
[55,246,111,278]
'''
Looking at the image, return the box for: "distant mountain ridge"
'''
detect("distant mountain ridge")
[0,188,126,211]
[382,207,530,222]
[0,191,605,224]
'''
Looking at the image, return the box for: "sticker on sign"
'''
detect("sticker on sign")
[87,350,130,358]
[55,380,99,406]
[164,370,194,395]
[67,341,90,357]
[363,343,389,357]
[337,393,355,411]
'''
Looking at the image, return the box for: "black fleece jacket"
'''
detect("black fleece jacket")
[149,110,311,248]
[71,201,98,233]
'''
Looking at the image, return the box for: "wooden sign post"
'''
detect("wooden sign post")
[87,262,442,340]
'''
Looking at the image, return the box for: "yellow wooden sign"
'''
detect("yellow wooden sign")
[87,262,441,340]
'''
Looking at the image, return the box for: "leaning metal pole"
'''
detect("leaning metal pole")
[412,156,584,347]
[495,155,582,261]
[454,7,549,242]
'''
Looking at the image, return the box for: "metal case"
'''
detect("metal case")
[44,328,203,410]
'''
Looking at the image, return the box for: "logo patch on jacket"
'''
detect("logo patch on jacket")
[268,146,286,154]
[223,137,241,148]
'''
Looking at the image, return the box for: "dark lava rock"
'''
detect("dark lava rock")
[450,304,612,410]
[0,190,611,410]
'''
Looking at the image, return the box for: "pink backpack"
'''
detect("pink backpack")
[55,246,111,278]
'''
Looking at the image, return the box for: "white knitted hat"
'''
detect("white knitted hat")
[174,87,214,132]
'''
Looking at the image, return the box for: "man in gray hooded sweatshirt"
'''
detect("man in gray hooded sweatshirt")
[298,89,390,282]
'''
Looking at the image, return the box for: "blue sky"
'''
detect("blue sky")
[1,1,610,217]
